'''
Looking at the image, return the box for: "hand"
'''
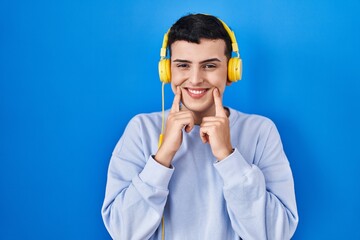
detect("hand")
[200,88,233,161]
[154,87,195,167]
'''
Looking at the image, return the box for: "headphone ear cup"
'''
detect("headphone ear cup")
[158,59,171,83]
[228,57,242,82]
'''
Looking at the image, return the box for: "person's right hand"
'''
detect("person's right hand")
[154,87,195,167]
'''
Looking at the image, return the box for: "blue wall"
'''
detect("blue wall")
[1,0,359,239]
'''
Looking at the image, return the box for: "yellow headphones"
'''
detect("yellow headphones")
[158,18,243,83]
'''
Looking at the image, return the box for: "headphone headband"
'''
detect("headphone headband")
[218,19,239,57]
[160,30,169,59]
[160,17,240,59]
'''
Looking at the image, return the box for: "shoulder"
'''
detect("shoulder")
[123,110,165,140]
[112,110,164,156]
[228,107,276,130]
[227,108,284,163]
[130,111,162,123]
[126,110,164,129]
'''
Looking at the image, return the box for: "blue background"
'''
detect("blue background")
[1,0,359,239]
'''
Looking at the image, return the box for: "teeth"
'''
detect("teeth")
[188,89,206,95]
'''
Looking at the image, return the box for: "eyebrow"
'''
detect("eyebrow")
[172,58,222,64]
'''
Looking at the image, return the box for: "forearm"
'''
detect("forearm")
[102,156,173,239]
[215,149,298,239]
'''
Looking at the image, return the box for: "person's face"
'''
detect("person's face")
[170,39,231,117]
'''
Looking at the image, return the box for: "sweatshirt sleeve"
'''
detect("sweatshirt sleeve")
[214,120,298,240]
[101,116,174,240]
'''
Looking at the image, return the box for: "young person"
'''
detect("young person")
[102,13,298,240]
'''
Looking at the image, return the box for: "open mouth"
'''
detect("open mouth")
[184,87,209,99]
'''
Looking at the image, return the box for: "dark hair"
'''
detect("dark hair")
[167,13,232,59]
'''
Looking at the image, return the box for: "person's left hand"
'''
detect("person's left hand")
[200,88,233,161]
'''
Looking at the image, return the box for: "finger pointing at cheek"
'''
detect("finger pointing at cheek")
[213,88,227,117]
[171,86,181,113]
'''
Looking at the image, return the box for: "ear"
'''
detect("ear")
[226,80,233,86]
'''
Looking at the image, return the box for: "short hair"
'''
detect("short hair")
[167,13,232,59]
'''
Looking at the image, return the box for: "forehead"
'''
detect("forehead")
[170,39,227,60]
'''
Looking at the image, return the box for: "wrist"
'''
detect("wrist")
[154,147,176,168]
[215,148,234,162]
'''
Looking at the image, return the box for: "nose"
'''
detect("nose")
[189,68,203,85]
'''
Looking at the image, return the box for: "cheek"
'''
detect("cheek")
[170,82,177,94]
[170,70,186,91]
[170,77,185,94]
[217,86,226,98]
[210,76,227,92]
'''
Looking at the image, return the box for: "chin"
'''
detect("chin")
[182,101,213,115]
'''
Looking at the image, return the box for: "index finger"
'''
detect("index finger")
[170,86,181,113]
[213,88,226,117]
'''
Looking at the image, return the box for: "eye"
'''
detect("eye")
[176,63,190,69]
[203,63,217,69]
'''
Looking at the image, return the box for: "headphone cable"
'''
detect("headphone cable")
[158,82,166,239]
[158,82,165,148]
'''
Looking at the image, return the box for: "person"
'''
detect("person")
[101,13,298,240]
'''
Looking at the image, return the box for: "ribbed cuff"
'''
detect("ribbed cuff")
[214,148,252,184]
[139,155,174,190]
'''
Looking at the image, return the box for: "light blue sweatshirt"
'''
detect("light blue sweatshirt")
[101,108,298,240]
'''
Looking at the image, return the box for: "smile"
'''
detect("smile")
[184,88,209,98]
